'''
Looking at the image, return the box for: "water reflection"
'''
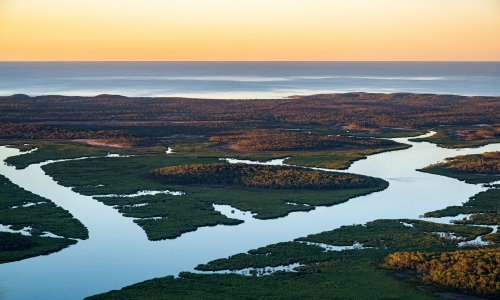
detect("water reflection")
[1,134,500,299]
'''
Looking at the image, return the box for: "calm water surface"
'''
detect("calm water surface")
[1,62,499,98]
[1,134,500,299]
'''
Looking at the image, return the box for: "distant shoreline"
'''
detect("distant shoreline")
[4,91,499,100]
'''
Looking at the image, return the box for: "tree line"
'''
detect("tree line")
[384,248,500,298]
[425,151,500,175]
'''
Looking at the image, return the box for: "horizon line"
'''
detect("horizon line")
[1,60,500,63]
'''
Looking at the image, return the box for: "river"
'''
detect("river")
[1,133,500,300]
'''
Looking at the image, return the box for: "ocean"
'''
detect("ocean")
[0,62,499,98]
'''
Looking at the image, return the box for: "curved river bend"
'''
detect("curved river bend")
[1,134,500,300]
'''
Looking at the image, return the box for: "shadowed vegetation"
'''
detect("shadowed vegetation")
[0,175,87,263]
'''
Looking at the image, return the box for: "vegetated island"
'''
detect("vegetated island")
[420,151,500,184]
[40,155,387,240]
[0,174,88,264]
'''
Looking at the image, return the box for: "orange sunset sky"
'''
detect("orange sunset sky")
[0,0,499,61]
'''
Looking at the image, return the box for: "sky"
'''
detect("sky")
[0,0,499,61]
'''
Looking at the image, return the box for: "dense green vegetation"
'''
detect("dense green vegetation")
[0,174,87,263]
[384,248,500,298]
[87,253,437,300]
[197,220,490,272]
[0,232,77,264]
[296,219,491,250]
[89,218,489,299]
[0,175,88,239]
[152,163,379,190]
[42,155,387,240]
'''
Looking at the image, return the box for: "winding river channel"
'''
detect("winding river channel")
[1,133,500,299]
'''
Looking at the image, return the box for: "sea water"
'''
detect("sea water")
[0,62,499,98]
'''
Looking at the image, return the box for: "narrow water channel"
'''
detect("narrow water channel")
[1,134,500,300]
